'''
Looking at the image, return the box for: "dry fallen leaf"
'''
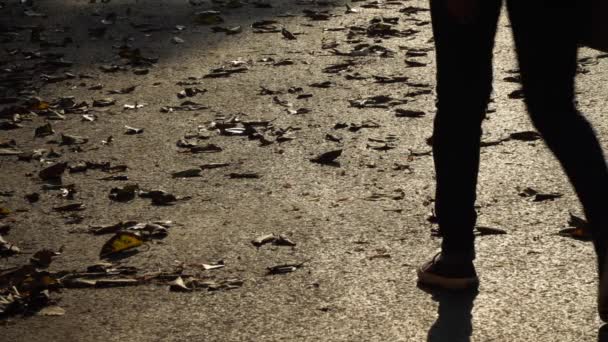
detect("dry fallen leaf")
[310,149,342,165]
[169,276,191,292]
[267,263,303,275]
[100,232,143,257]
[395,108,425,118]
[171,168,202,178]
[124,126,144,135]
[252,234,276,247]
[30,248,62,269]
[510,131,541,141]
[36,305,65,316]
[53,203,86,212]
[475,226,507,236]
[0,146,22,156]
[558,213,592,240]
[281,27,297,40]
[39,162,67,180]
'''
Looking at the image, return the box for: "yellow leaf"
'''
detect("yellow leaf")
[100,232,143,257]
[0,207,10,216]
[21,273,59,293]
[35,101,50,110]
[41,274,59,287]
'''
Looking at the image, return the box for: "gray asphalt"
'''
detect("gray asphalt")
[1,0,607,341]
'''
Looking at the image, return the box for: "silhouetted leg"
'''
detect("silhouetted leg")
[507,0,608,264]
[431,0,502,261]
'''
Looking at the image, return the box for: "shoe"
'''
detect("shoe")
[417,253,479,290]
[599,254,608,322]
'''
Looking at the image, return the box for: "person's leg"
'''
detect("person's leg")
[418,0,502,289]
[507,0,608,319]
[431,0,502,263]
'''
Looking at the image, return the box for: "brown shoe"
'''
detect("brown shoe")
[417,253,479,290]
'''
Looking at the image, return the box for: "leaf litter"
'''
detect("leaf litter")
[0,0,582,323]
[251,234,296,247]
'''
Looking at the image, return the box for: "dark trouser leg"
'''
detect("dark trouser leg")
[507,1,608,266]
[431,0,503,261]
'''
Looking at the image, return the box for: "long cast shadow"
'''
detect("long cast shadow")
[423,285,608,341]
[599,324,608,341]
[420,285,478,342]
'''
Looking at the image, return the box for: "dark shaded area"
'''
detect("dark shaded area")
[600,324,608,342]
[420,285,478,342]
[0,0,349,60]
[0,0,348,118]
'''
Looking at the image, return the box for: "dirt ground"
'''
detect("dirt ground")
[2,0,608,341]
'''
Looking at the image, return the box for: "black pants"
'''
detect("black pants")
[431,0,608,262]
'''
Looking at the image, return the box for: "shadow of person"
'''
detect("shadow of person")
[599,324,608,341]
[420,285,479,342]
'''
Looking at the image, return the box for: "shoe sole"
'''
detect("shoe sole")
[417,267,479,290]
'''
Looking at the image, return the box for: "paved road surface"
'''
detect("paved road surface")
[1,1,608,341]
